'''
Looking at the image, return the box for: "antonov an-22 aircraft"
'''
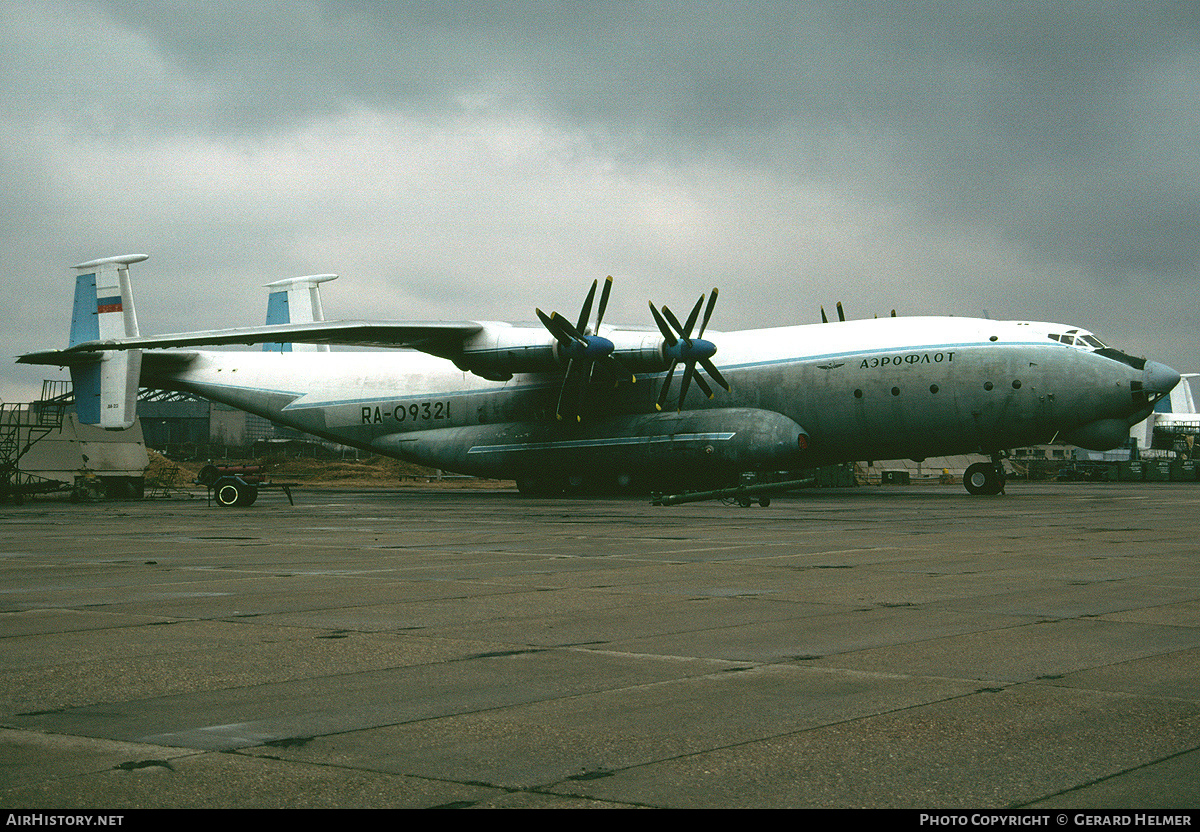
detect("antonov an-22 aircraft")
[18,254,1181,505]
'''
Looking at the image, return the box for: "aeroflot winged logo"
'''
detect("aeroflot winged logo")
[96,296,123,314]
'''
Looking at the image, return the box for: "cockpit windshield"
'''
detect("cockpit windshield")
[1048,329,1107,350]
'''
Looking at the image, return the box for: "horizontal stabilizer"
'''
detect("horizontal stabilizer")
[18,349,102,367]
[23,346,197,428]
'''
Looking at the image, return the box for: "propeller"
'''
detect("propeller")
[649,288,730,411]
[536,276,634,422]
[820,301,846,323]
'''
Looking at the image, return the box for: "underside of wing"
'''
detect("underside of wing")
[18,350,199,368]
[62,320,485,356]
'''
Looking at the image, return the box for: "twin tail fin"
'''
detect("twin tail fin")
[70,254,146,429]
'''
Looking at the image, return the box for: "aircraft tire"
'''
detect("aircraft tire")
[963,462,1002,496]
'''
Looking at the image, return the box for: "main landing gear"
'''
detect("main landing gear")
[963,455,1007,496]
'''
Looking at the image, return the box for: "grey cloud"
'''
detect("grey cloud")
[3,1,1199,398]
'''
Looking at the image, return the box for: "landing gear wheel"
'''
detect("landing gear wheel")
[963,462,1004,495]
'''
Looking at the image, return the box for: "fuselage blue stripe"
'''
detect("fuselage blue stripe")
[271,340,1072,410]
[466,432,736,454]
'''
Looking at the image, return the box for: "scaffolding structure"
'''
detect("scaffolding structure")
[1154,420,1200,457]
[0,381,69,503]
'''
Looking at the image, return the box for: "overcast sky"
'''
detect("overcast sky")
[3,0,1198,401]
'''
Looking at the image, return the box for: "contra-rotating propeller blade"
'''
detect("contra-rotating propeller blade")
[822,302,897,322]
[649,288,729,412]
[581,275,630,385]
[536,277,634,422]
[819,301,848,323]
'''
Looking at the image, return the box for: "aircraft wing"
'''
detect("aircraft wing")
[55,320,485,355]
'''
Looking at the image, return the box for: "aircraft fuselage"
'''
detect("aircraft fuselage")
[142,315,1172,490]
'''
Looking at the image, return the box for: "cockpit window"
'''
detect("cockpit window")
[1048,330,1106,350]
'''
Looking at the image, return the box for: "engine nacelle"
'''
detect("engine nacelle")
[455,324,676,377]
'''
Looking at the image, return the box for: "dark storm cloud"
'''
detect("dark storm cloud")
[94,1,1200,282]
[3,1,1199,399]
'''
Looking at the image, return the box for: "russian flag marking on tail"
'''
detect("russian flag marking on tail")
[70,254,147,429]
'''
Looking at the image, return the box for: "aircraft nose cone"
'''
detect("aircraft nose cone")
[1143,360,1181,394]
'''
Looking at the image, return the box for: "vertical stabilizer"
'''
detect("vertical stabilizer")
[69,254,147,430]
[263,274,337,352]
[1176,374,1198,414]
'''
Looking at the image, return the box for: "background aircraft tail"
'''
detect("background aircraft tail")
[263,274,337,352]
[69,255,147,430]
